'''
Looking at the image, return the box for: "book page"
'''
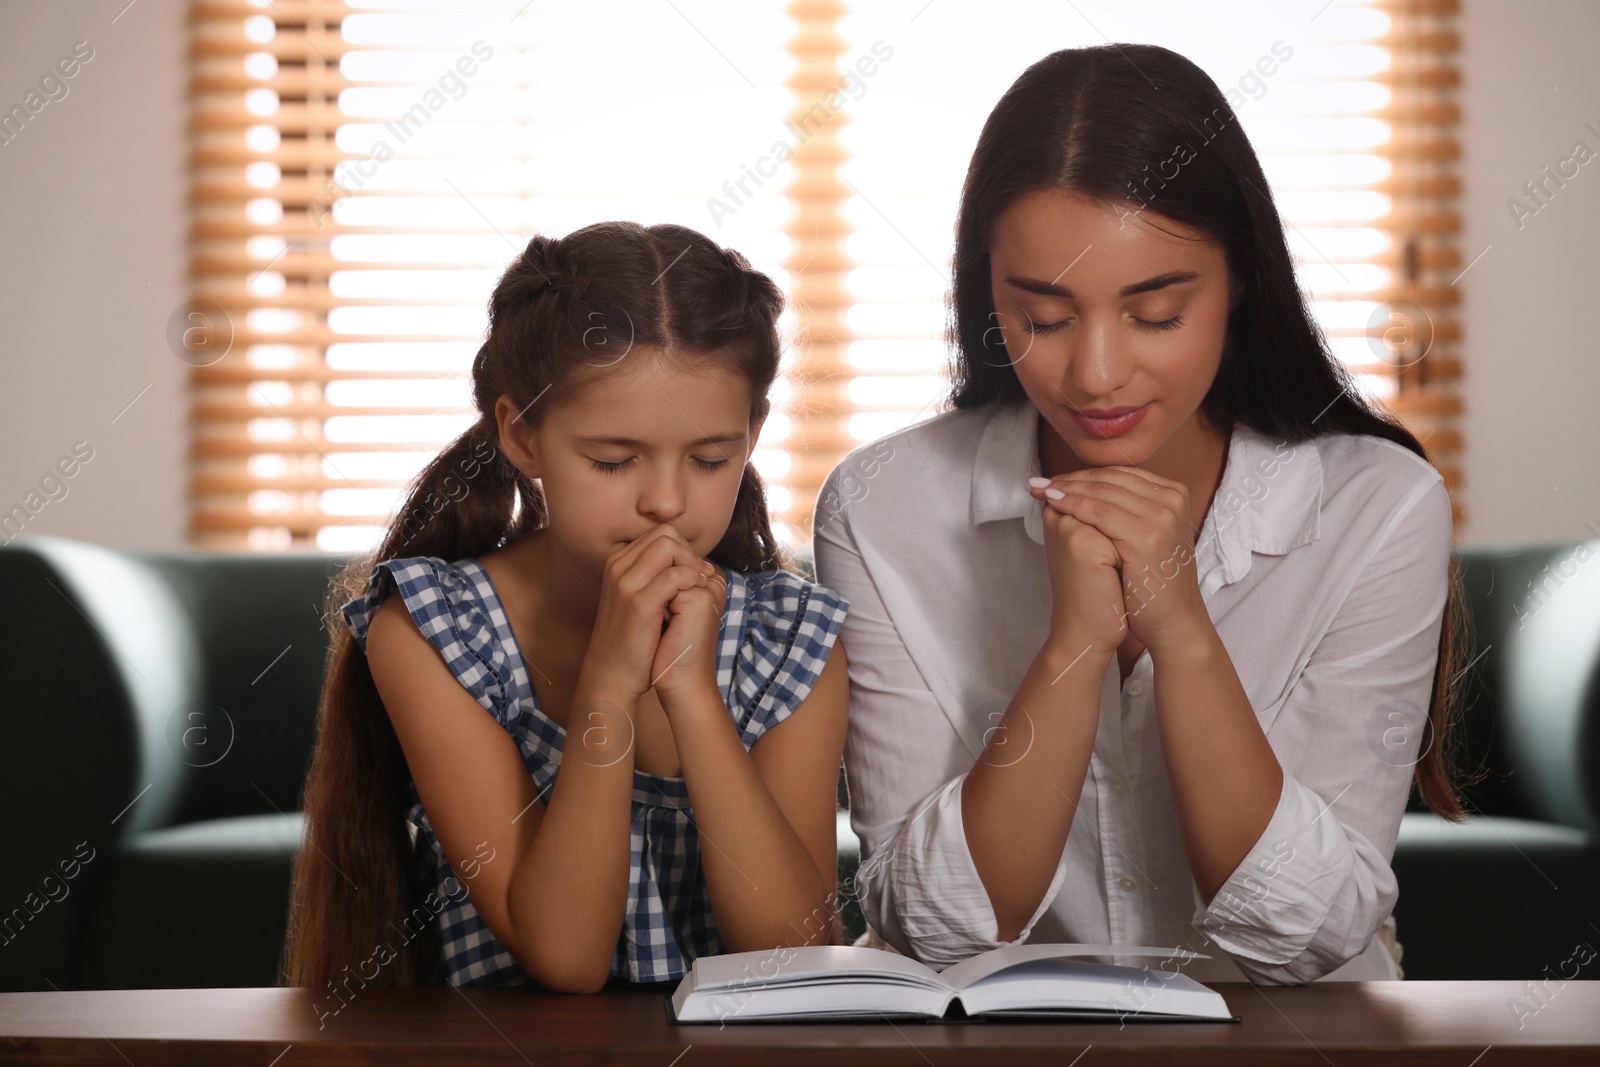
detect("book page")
[688,944,946,993]
[940,942,1209,991]
[955,957,1232,1020]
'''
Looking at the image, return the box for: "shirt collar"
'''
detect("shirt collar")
[969,398,1323,587]
[1199,421,1322,588]
[970,397,1048,544]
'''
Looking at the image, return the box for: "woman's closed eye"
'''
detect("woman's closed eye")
[1023,312,1186,334]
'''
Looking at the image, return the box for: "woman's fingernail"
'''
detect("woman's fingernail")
[1027,476,1051,489]
[1045,488,1065,500]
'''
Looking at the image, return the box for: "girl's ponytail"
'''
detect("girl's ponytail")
[384,412,544,564]
[282,597,442,991]
[284,411,544,991]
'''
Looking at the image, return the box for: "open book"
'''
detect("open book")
[668,942,1238,1023]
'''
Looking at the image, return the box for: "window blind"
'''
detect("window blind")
[188,0,807,550]
[188,0,1462,551]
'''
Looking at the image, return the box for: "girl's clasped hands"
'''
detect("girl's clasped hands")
[582,521,729,715]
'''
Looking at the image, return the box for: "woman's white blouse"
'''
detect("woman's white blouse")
[812,396,1453,984]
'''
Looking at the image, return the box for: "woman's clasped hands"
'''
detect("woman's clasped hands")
[1027,467,1209,657]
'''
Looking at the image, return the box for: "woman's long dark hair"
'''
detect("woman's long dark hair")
[947,44,1476,820]
[282,222,788,991]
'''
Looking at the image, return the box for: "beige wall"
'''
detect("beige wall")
[1455,0,1600,547]
[0,0,1593,550]
[0,0,189,550]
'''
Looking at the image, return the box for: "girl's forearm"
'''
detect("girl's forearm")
[1150,627,1284,905]
[962,638,1110,943]
[665,686,833,952]
[505,691,638,992]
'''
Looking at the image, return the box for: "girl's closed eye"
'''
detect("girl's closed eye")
[590,455,735,474]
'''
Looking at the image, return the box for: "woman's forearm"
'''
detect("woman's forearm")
[505,689,638,992]
[961,637,1111,942]
[667,685,833,952]
[1150,627,1284,905]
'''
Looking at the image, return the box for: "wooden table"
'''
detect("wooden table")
[2,981,1597,1065]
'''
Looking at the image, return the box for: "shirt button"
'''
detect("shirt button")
[1127,680,1146,696]
[1119,876,1138,893]
[1110,778,1128,795]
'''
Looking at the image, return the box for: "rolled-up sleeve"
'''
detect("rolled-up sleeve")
[813,480,1067,967]
[1193,474,1454,983]
[856,775,1069,967]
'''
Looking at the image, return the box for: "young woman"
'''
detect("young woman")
[815,43,1474,985]
[283,222,850,998]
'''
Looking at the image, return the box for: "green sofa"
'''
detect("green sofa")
[2,534,1595,990]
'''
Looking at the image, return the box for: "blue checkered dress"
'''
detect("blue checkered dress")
[340,555,849,987]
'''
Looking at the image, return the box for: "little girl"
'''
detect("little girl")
[282,221,851,997]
